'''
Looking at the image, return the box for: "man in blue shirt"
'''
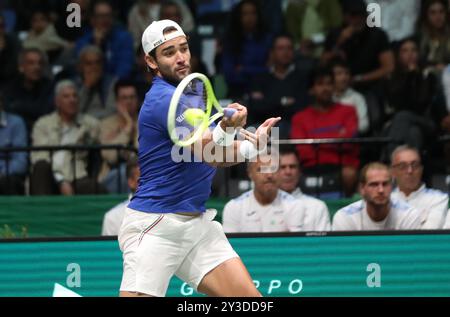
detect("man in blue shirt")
[0,93,28,195]
[119,19,280,297]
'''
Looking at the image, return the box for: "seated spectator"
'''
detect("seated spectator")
[322,0,394,93]
[417,0,450,76]
[3,47,53,137]
[290,66,359,197]
[159,1,202,58]
[276,145,331,230]
[383,37,447,157]
[127,0,195,50]
[390,145,448,229]
[331,58,369,135]
[364,0,420,43]
[0,13,21,88]
[30,80,106,195]
[220,0,273,100]
[332,162,422,231]
[98,80,139,193]
[102,155,140,235]
[22,8,69,64]
[0,92,28,195]
[222,153,329,233]
[249,33,309,138]
[75,0,134,79]
[285,0,342,57]
[74,45,116,120]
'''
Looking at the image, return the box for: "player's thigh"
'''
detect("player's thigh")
[177,220,260,297]
[198,257,261,297]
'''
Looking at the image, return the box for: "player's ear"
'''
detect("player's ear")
[145,54,158,72]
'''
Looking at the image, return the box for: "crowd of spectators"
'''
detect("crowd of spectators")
[1,0,450,200]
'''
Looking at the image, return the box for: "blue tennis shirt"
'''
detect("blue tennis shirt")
[128,76,217,213]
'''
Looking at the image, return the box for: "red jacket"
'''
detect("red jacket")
[290,103,359,168]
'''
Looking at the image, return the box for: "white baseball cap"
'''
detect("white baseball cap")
[142,19,186,55]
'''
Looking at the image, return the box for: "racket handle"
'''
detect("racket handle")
[223,108,237,118]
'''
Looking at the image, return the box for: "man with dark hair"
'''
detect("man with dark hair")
[98,79,139,193]
[276,145,330,229]
[290,66,359,197]
[0,92,28,195]
[3,47,53,136]
[332,162,421,231]
[323,0,394,92]
[249,33,309,138]
[75,0,134,79]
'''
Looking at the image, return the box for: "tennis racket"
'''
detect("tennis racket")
[167,72,236,147]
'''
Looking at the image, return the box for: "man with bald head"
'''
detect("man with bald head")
[332,162,421,231]
[222,152,330,233]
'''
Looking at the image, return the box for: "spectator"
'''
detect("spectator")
[365,0,420,43]
[74,45,116,120]
[290,66,359,197]
[102,154,140,235]
[98,80,139,193]
[331,58,369,135]
[220,0,273,99]
[22,8,69,63]
[276,145,331,230]
[417,0,450,75]
[383,37,447,157]
[285,0,342,57]
[127,0,195,50]
[444,210,450,229]
[0,92,28,195]
[159,1,201,58]
[222,153,328,233]
[323,0,394,93]
[248,33,309,138]
[332,162,422,231]
[0,13,21,88]
[390,145,448,229]
[30,80,106,195]
[75,0,134,79]
[2,47,53,136]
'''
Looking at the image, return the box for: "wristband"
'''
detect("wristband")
[239,140,267,160]
[212,122,236,146]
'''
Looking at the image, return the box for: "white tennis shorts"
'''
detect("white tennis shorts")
[118,207,239,297]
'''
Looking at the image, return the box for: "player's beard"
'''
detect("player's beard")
[158,63,191,85]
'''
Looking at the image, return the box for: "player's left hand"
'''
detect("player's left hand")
[239,117,281,151]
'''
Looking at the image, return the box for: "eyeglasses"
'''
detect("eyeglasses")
[392,161,422,171]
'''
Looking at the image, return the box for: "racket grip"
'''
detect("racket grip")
[223,108,237,118]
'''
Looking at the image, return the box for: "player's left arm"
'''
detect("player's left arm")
[192,104,280,167]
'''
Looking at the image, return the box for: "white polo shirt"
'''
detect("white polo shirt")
[290,188,331,231]
[222,189,329,233]
[102,197,130,236]
[332,199,421,231]
[391,184,448,229]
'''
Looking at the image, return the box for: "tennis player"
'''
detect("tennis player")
[118,19,280,297]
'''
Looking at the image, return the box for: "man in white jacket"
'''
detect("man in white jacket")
[390,145,448,229]
[333,162,421,231]
[222,152,330,233]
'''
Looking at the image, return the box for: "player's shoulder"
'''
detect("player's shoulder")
[391,198,414,213]
[229,190,253,204]
[423,187,448,199]
[337,200,364,216]
[279,190,298,202]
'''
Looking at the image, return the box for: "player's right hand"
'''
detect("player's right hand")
[221,103,247,129]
